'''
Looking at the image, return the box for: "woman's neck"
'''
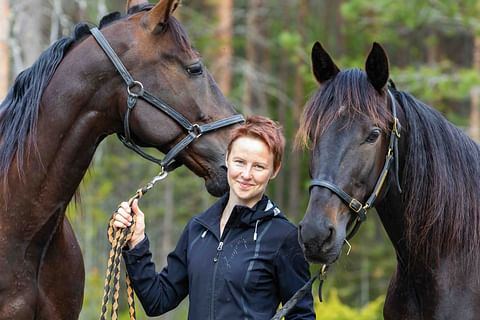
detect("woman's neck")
[220,192,263,236]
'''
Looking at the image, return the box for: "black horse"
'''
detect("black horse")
[297,42,480,319]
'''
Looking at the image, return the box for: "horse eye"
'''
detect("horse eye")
[186,62,203,76]
[365,129,381,143]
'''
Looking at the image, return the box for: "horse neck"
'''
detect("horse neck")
[15,40,122,211]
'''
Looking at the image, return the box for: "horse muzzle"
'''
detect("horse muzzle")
[298,215,344,264]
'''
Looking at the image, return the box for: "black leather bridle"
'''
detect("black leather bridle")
[89,27,244,173]
[309,89,402,241]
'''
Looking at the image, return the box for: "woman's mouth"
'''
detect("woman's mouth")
[238,181,253,189]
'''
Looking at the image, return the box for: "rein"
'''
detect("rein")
[272,89,401,319]
[89,27,244,320]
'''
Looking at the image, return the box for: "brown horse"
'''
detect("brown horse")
[297,42,480,319]
[0,0,243,319]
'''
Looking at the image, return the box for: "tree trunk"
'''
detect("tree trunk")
[287,0,307,219]
[161,179,174,265]
[160,178,174,320]
[211,0,233,96]
[0,0,10,98]
[243,0,267,115]
[11,0,51,72]
[469,34,480,141]
[273,59,288,209]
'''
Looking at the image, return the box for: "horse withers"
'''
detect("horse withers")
[0,0,243,319]
[297,42,480,319]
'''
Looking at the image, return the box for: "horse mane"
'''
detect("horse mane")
[0,5,191,182]
[397,90,480,269]
[0,36,76,180]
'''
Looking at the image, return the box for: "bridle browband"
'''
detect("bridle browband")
[309,89,402,241]
[89,27,244,173]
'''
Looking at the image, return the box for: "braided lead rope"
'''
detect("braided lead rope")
[100,171,167,320]
[126,272,136,320]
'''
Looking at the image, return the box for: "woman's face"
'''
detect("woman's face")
[226,136,279,207]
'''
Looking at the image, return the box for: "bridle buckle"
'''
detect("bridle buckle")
[190,124,203,138]
[349,198,363,213]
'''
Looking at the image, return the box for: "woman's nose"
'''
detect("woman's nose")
[241,166,252,179]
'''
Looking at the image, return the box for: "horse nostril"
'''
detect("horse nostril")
[325,225,335,245]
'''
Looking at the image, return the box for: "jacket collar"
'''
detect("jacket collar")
[195,193,284,234]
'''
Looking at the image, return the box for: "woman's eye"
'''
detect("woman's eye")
[186,62,203,76]
[365,129,381,143]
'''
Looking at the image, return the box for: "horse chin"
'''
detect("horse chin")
[204,168,229,197]
[301,241,341,265]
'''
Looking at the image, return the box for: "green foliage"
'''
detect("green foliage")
[315,289,385,320]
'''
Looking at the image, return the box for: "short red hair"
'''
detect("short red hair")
[227,115,285,172]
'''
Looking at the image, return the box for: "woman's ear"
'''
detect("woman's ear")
[270,164,281,180]
[225,152,229,168]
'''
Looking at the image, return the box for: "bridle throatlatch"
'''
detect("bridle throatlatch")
[89,26,244,320]
[271,89,401,319]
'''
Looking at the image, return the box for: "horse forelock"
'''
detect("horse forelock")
[297,69,392,149]
[398,91,480,271]
[165,17,196,55]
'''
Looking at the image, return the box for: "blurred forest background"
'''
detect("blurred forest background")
[0,0,479,319]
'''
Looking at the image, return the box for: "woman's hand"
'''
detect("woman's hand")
[113,199,145,249]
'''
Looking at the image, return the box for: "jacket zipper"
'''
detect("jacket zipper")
[210,225,232,319]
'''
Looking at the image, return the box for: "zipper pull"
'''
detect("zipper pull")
[213,241,224,263]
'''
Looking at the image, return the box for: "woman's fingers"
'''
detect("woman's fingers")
[113,201,133,229]
[113,213,131,228]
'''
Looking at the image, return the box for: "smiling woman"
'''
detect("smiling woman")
[114,116,316,319]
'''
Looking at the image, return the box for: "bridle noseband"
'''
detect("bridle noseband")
[89,27,244,173]
[309,89,402,241]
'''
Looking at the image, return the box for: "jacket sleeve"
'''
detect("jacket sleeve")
[274,228,316,320]
[122,226,190,316]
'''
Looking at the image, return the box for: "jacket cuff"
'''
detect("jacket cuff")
[122,235,150,265]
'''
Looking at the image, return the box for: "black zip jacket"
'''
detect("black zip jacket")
[123,193,315,319]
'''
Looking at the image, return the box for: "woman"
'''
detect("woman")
[114,115,315,319]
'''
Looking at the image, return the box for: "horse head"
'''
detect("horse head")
[297,42,397,264]
[73,0,241,196]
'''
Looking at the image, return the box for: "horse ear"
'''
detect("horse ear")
[365,42,389,91]
[144,0,180,34]
[311,41,340,84]
[126,0,147,12]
